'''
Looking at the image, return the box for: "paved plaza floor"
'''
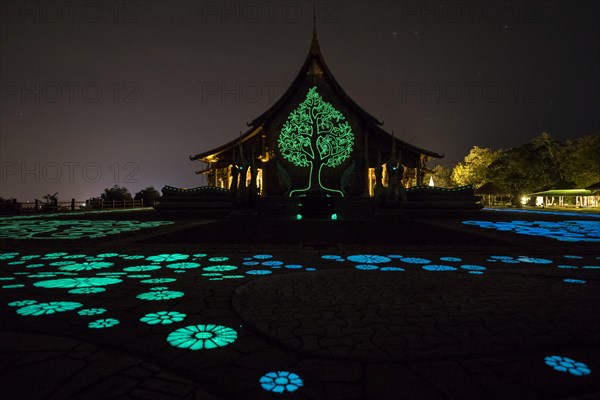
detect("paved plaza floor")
[0,208,598,399]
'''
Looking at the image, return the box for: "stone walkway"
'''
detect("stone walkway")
[0,210,598,399]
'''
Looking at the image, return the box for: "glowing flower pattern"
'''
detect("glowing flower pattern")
[347,254,391,264]
[137,290,184,301]
[146,254,189,263]
[68,287,106,294]
[78,308,107,316]
[167,324,237,350]
[260,371,303,393]
[88,318,120,329]
[545,355,591,376]
[140,311,186,325]
[17,301,82,316]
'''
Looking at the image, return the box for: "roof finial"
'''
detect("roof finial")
[309,2,321,55]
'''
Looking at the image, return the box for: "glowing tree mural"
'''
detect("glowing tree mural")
[278,86,354,196]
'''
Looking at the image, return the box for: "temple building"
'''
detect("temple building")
[189,25,443,198]
[158,23,481,213]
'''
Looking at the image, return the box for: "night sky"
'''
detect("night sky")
[1,0,598,201]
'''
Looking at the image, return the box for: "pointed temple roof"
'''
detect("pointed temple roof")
[190,25,443,162]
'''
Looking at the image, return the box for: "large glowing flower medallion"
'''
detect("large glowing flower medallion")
[167,324,237,350]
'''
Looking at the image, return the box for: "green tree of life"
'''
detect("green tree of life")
[278,87,355,196]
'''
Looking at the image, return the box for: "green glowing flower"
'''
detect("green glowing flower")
[146,254,189,263]
[193,253,207,258]
[8,300,37,307]
[26,264,45,268]
[42,252,68,259]
[78,308,107,316]
[149,286,168,291]
[208,257,229,262]
[34,277,122,289]
[0,252,19,260]
[123,265,161,272]
[166,262,201,270]
[88,318,120,329]
[141,278,176,284]
[97,253,119,258]
[2,284,24,289]
[167,324,237,350]
[49,261,76,266]
[69,287,106,294]
[137,290,184,301]
[17,301,82,316]
[203,265,238,272]
[140,311,187,325]
[59,261,114,271]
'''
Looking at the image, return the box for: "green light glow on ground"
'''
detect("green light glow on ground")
[167,324,237,350]
[0,220,173,240]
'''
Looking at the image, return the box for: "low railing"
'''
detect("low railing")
[1,199,145,214]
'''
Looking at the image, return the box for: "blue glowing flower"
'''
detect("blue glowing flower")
[347,254,391,264]
[253,254,273,259]
[260,371,303,393]
[380,267,405,271]
[262,260,284,266]
[422,265,457,272]
[544,355,591,376]
[285,264,303,269]
[460,265,486,271]
[246,270,272,275]
[400,257,431,264]
[440,257,462,262]
[321,255,340,260]
[355,264,378,271]
[517,257,552,264]
[243,261,260,266]
[563,279,586,284]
